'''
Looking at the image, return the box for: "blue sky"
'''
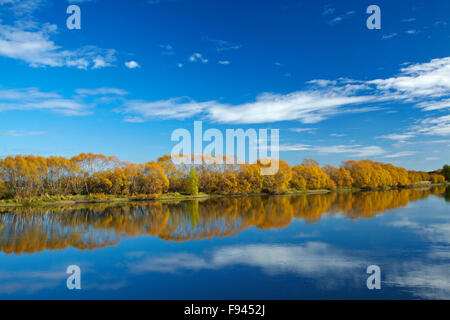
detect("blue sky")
[0,0,449,170]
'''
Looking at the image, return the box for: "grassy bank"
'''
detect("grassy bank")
[0,183,447,208]
[0,189,334,208]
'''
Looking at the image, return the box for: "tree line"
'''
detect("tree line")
[0,153,447,199]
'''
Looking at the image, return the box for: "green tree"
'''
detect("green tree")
[185,168,199,195]
[442,165,450,182]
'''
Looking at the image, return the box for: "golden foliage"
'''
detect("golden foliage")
[0,153,443,199]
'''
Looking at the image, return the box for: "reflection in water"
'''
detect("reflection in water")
[0,187,446,255]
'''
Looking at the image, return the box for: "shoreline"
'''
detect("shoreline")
[0,183,447,208]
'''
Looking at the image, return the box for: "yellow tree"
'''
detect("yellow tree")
[238,164,263,194]
[430,174,445,184]
[139,162,169,195]
[323,165,353,188]
[261,160,292,193]
[290,166,307,190]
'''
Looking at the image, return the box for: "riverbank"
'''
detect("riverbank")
[0,189,333,208]
[0,183,447,208]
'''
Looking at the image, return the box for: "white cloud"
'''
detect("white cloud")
[277,143,386,157]
[125,60,140,69]
[68,0,96,3]
[313,145,386,157]
[0,99,91,116]
[328,10,355,25]
[383,151,416,158]
[0,23,116,69]
[189,53,208,64]
[205,37,242,52]
[291,128,316,133]
[218,60,230,65]
[117,88,375,124]
[329,17,342,24]
[369,57,450,98]
[322,6,335,16]
[382,33,398,40]
[206,91,374,124]
[1,130,46,136]
[414,115,450,136]
[417,99,450,111]
[378,133,415,141]
[159,44,174,55]
[75,88,128,96]
[0,0,46,16]
[117,56,450,135]
[0,86,127,116]
[121,97,213,122]
[307,79,337,87]
[0,87,59,100]
[330,133,346,137]
[278,144,311,151]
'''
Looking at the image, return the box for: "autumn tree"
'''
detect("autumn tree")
[157,155,186,192]
[238,164,263,194]
[430,174,445,184]
[290,166,307,190]
[293,161,335,190]
[260,159,292,193]
[139,162,169,195]
[323,165,353,188]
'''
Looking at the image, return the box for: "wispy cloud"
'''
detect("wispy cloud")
[417,99,450,111]
[75,88,128,96]
[121,97,213,122]
[291,128,316,133]
[313,145,386,157]
[328,10,356,25]
[1,130,46,137]
[115,56,450,131]
[413,115,450,136]
[189,53,208,64]
[322,6,335,16]
[277,143,386,157]
[383,151,416,158]
[382,33,398,40]
[330,133,346,137]
[205,37,242,52]
[0,22,116,69]
[0,0,47,16]
[159,44,175,56]
[378,133,415,141]
[0,87,90,115]
[0,86,127,116]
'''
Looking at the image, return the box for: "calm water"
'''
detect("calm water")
[0,187,449,300]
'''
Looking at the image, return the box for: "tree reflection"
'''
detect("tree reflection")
[0,187,447,254]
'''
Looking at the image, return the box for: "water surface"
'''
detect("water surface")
[0,187,449,299]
